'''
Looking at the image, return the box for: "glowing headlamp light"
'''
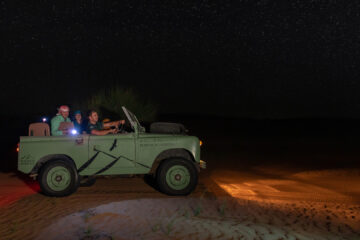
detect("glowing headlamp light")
[71,129,78,135]
[42,117,47,122]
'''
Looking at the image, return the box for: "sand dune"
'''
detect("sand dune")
[1,168,360,240]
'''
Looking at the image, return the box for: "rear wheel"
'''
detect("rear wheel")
[38,159,79,197]
[156,158,198,195]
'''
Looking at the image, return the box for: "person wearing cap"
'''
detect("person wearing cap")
[51,105,72,136]
[86,110,125,135]
[73,110,87,134]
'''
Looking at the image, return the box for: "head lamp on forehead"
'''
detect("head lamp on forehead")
[58,105,69,112]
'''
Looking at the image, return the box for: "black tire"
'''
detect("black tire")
[38,159,80,197]
[80,176,96,187]
[156,158,198,196]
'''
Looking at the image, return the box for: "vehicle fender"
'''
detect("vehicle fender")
[31,154,76,175]
[149,148,198,174]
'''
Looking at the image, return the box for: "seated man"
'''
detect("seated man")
[87,110,125,135]
[51,105,72,136]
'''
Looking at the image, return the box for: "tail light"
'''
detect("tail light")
[16,143,19,152]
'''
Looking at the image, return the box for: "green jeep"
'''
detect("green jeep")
[18,107,205,197]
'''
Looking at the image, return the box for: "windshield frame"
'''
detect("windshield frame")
[122,106,144,133]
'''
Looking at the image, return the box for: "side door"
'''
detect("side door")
[65,134,90,170]
[80,133,136,175]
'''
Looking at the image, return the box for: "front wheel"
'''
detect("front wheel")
[156,158,198,196]
[38,159,79,197]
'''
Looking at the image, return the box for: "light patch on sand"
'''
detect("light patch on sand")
[219,183,257,196]
[36,198,360,240]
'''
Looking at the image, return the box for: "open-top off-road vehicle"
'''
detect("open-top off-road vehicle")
[18,107,205,197]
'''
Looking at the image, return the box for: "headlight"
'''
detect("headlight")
[71,129,78,135]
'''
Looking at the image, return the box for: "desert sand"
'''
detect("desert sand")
[1,167,359,240]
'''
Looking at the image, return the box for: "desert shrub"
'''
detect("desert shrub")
[81,87,157,122]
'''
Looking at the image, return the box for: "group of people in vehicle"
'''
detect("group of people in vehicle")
[50,105,125,136]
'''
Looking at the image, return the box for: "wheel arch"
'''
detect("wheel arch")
[149,148,198,175]
[31,154,76,175]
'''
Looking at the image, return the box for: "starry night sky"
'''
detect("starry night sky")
[1,1,360,118]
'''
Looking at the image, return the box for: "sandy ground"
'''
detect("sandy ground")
[1,166,360,240]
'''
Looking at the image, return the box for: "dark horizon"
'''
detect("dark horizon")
[2,1,360,118]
